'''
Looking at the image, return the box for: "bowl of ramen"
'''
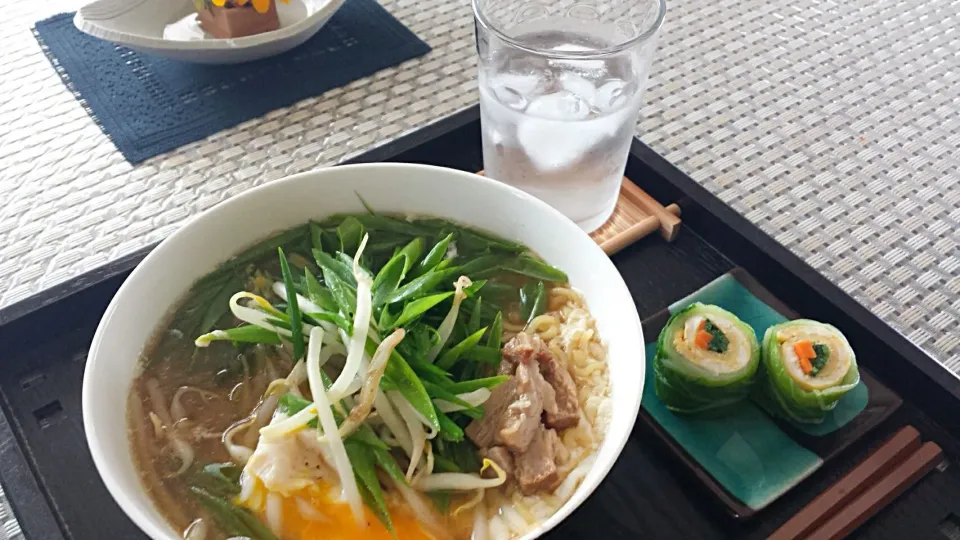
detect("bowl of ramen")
[82,163,645,539]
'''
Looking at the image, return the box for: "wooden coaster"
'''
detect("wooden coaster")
[477,172,681,255]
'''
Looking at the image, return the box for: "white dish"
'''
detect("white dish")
[82,163,645,539]
[74,0,344,64]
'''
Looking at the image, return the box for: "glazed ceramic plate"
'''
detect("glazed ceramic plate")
[640,268,902,518]
[74,0,344,64]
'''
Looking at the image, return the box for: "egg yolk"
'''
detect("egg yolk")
[244,479,433,540]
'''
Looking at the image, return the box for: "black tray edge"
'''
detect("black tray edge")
[0,402,66,540]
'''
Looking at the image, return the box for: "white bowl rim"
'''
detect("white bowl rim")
[82,162,644,540]
[73,0,344,51]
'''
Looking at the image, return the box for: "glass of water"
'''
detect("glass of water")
[474,0,666,232]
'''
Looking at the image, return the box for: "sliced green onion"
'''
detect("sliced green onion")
[397,237,424,278]
[444,376,509,394]
[394,292,454,327]
[487,311,503,351]
[436,326,487,371]
[372,445,408,487]
[312,248,357,288]
[337,216,365,256]
[501,255,568,282]
[303,267,337,312]
[414,233,454,278]
[372,251,407,307]
[435,409,465,442]
[279,248,305,360]
[346,442,395,536]
[190,487,278,540]
[385,267,462,305]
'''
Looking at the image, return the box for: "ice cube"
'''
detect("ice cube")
[518,95,612,172]
[517,120,585,171]
[558,73,598,106]
[488,73,545,111]
[594,79,632,112]
[548,44,607,76]
[525,91,590,121]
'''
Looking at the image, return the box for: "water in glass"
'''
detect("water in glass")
[476,1,664,232]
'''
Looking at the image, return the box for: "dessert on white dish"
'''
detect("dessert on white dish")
[74,0,344,64]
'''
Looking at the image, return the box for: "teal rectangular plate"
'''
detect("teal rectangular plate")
[639,268,902,518]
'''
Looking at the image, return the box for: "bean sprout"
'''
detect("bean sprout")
[428,276,472,362]
[328,235,372,401]
[415,459,506,491]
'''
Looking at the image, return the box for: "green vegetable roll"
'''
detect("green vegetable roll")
[760,319,860,423]
[653,303,761,414]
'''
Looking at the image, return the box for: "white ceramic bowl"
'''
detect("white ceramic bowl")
[82,163,645,539]
[74,0,344,64]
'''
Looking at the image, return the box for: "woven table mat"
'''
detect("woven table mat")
[0,0,957,495]
[33,2,430,164]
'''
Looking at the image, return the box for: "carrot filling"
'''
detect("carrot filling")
[694,319,729,353]
[794,340,830,376]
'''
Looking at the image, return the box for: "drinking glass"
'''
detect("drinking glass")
[474,0,666,232]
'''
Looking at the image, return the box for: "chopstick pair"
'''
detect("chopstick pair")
[769,425,944,540]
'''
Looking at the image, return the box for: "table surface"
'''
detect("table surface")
[1,0,959,536]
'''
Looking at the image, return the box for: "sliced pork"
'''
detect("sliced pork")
[537,351,580,430]
[535,368,558,422]
[465,378,517,448]
[500,332,580,429]
[499,331,542,375]
[468,332,583,495]
[514,425,562,494]
[544,427,569,467]
[496,359,544,452]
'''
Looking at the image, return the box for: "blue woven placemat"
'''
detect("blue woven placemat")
[33,1,430,164]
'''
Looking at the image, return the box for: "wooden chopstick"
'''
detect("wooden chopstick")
[768,426,943,540]
[768,426,921,540]
[808,441,943,539]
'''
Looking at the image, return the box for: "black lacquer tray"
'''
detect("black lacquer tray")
[1,106,959,540]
